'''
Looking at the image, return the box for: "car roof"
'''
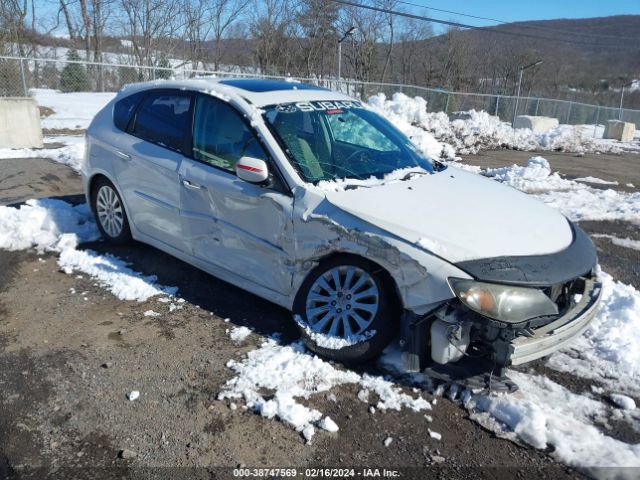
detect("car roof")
[118,77,356,107]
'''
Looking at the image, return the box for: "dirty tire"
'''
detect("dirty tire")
[293,256,397,364]
[91,177,132,244]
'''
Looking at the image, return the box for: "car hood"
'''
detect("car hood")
[323,167,573,263]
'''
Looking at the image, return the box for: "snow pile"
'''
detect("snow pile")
[0,199,175,301]
[368,92,630,157]
[0,135,85,172]
[546,271,640,395]
[218,339,430,442]
[367,94,456,160]
[467,157,640,224]
[32,88,115,130]
[229,326,252,343]
[468,372,640,473]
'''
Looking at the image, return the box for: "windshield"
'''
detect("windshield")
[263,100,435,183]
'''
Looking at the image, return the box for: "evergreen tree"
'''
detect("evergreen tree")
[60,49,90,92]
[154,55,172,80]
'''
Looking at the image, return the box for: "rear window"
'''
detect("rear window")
[113,91,145,131]
[131,91,192,153]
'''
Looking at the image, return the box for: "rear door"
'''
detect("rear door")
[115,89,193,251]
[178,94,294,294]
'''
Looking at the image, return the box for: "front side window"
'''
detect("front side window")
[192,95,268,172]
[132,91,192,153]
[264,100,434,183]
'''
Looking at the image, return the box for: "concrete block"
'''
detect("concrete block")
[449,111,474,121]
[0,97,43,149]
[513,115,559,133]
[603,120,635,142]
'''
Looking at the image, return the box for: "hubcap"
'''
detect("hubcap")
[96,185,124,238]
[305,266,379,338]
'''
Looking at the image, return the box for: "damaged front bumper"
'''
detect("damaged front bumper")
[508,277,601,366]
[400,275,602,391]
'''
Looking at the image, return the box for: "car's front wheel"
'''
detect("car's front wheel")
[293,257,397,363]
[91,178,132,244]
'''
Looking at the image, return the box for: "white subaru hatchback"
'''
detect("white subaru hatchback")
[84,78,601,388]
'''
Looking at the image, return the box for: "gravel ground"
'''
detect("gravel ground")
[2,150,639,479]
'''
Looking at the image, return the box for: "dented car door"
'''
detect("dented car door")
[178,94,294,295]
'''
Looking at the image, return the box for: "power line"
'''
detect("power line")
[394,0,640,41]
[329,0,640,49]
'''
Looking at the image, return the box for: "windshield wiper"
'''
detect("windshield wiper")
[400,170,429,181]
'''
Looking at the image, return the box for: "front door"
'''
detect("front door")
[179,94,294,294]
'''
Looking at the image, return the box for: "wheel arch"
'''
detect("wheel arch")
[87,172,136,236]
[294,251,404,317]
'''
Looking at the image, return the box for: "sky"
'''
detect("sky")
[405,0,640,27]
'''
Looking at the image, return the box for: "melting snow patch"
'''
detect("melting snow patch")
[467,371,640,474]
[229,326,252,344]
[474,157,640,225]
[609,394,636,411]
[217,339,430,442]
[144,310,161,317]
[546,270,640,396]
[319,416,339,432]
[592,234,640,251]
[0,199,176,301]
[574,176,619,186]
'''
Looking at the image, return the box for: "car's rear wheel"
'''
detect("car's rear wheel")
[293,256,397,363]
[92,178,131,244]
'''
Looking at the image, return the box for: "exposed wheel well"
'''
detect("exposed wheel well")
[306,252,403,316]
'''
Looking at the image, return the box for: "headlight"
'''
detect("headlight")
[448,278,558,323]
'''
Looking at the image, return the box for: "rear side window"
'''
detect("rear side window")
[132,91,192,153]
[113,91,145,131]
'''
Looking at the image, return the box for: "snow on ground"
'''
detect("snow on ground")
[368,92,640,159]
[0,198,175,301]
[228,326,252,343]
[468,372,640,476]
[592,234,640,251]
[32,88,116,130]
[464,156,640,225]
[575,176,619,186]
[0,135,85,171]
[545,270,640,396]
[2,88,640,470]
[218,338,431,442]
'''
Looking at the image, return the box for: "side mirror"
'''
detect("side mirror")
[235,156,269,184]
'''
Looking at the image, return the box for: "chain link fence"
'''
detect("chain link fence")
[2,55,639,129]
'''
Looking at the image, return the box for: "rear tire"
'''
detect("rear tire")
[293,256,397,364]
[91,178,132,244]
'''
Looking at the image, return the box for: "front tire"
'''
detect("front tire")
[91,178,131,244]
[293,256,397,363]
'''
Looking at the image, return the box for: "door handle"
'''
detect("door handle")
[182,179,205,190]
[115,150,131,161]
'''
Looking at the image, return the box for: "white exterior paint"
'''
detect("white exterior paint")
[83,79,579,315]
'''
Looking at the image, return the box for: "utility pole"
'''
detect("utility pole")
[619,80,634,121]
[512,59,542,126]
[337,26,357,84]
